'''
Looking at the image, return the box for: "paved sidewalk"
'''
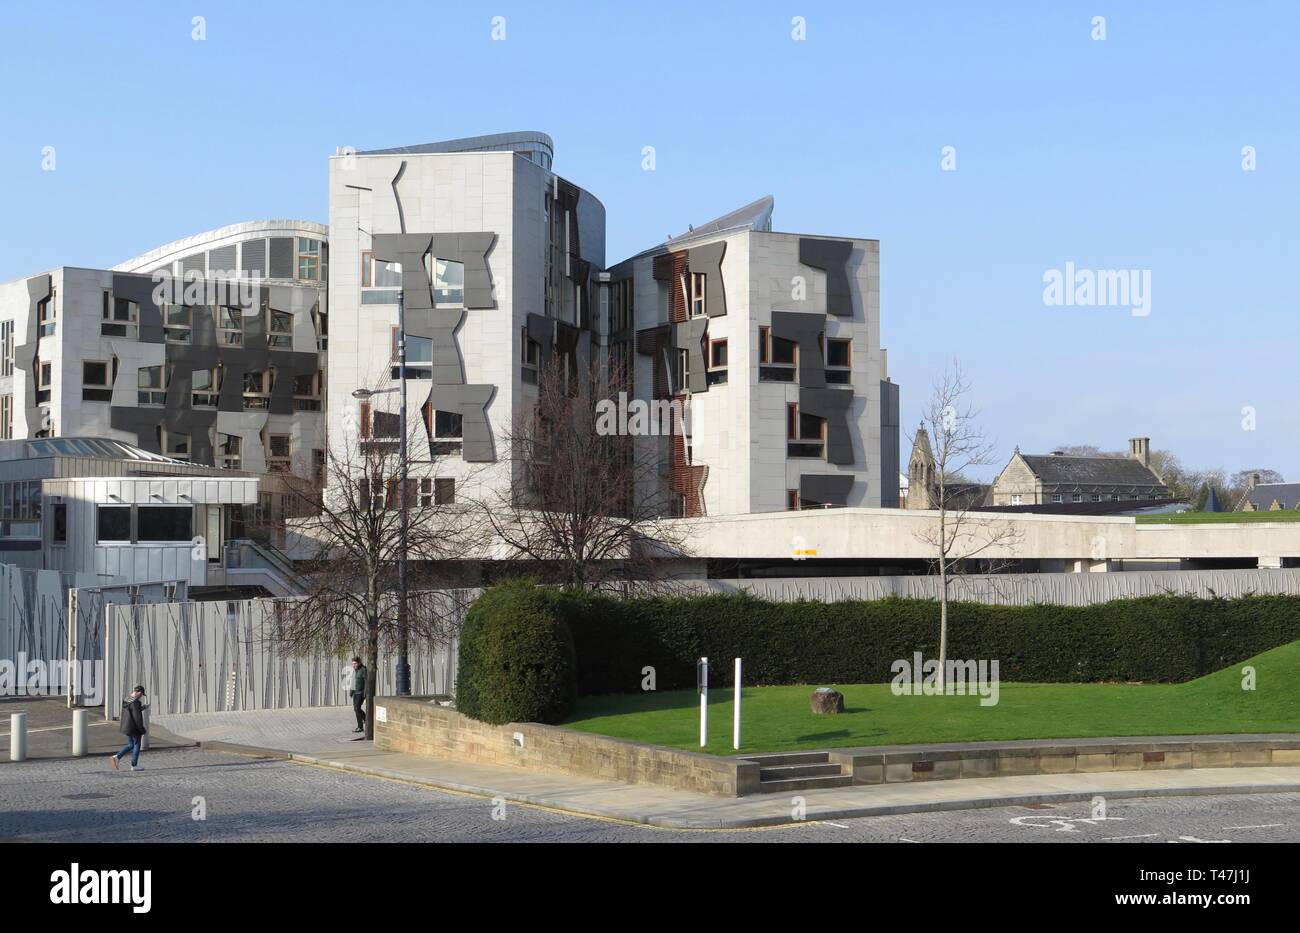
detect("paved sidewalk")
[1,696,191,761]
[155,707,1300,829]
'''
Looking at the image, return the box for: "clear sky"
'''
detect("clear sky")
[1,1,1296,481]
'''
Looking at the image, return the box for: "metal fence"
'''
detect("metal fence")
[106,591,471,717]
[672,567,1300,605]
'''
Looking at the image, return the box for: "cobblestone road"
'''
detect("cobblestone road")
[2,747,1297,843]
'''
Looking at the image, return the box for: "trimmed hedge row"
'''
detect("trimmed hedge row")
[538,588,1300,696]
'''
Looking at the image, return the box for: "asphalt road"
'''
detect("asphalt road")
[1,746,1296,843]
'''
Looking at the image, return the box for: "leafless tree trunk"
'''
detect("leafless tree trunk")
[914,361,1022,689]
[473,355,690,590]
[276,389,484,738]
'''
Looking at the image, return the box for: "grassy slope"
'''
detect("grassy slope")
[562,640,1300,755]
[1136,510,1300,523]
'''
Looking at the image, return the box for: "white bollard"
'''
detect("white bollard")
[72,709,88,757]
[139,705,150,751]
[733,658,742,750]
[9,712,26,762]
[698,657,708,748]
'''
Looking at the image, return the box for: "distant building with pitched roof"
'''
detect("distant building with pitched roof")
[989,437,1170,507]
[1237,477,1300,512]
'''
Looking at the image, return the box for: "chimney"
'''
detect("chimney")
[1249,472,1261,490]
[1129,437,1150,468]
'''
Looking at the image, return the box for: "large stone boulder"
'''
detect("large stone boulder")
[810,687,845,715]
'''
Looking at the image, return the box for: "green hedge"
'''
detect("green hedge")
[477,586,1300,696]
[456,579,577,724]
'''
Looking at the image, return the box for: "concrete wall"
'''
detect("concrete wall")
[375,697,760,797]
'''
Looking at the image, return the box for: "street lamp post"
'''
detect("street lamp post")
[351,283,411,697]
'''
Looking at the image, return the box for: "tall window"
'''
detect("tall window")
[708,338,728,386]
[0,395,11,440]
[433,259,464,306]
[825,337,852,385]
[267,433,291,472]
[36,361,53,404]
[297,238,322,281]
[37,289,56,336]
[690,272,707,317]
[293,370,323,411]
[192,368,221,407]
[267,309,293,348]
[82,361,112,402]
[159,428,189,460]
[138,366,166,405]
[0,320,12,376]
[217,433,241,469]
[520,327,541,385]
[242,370,271,409]
[163,304,192,343]
[759,326,797,382]
[217,306,244,345]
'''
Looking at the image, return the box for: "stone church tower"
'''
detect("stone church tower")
[905,425,937,510]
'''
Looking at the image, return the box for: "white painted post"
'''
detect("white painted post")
[698,657,708,748]
[72,709,88,757]
[139,705,150,751]
[9,712,26,762]
[733,657,742,750]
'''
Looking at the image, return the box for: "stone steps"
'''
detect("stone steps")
[742,751,854,793]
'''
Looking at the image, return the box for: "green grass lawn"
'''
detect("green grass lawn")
[1135,510,1300,523]
[562,640,1300,755]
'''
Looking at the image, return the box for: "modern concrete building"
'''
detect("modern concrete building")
[0,221,328,485]
[325,132,605,507]
[608,196,898,517]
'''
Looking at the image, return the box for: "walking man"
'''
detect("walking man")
[350,657,367,734]
[110,685,147,771]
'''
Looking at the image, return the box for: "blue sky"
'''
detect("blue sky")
[1,0,1296,480]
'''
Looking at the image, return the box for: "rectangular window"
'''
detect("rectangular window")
[160,428,189,460]
[433,258,464,306]
[1072,493,1083,503]
[787,490,800,511]
[137,506,193,542]
[192,368,221,407]
[52,503,67,544]
[707,338,728,386]
[434,410,463,438]
[0,320,13,376]
[97,505,132,542]
[825,337,852,385]
[293,370,323,411]
[217,306,244,345]
[82,360,112,402]
[138,365,167,405]
[297,238,321,281]
[163,304,192,343]
[268,309,293,348]
[360,250,372,288]
[786,403,826,458]
[102,294,139,338]
[218,433,242,470]
[435,478,455,505]
[690,272,707,317]
[1092,494,1103,502]
[1051,494,1063,504]
[758,326,770,363]
[242,371,270,409]
[1011,494,1023,506]
[37,290,56,336]
[0,395,11,440]
[267,434,291,472]
[521,326,540,385]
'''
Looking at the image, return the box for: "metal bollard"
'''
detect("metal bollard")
[9,712,26,762]
[72,709,88,757]
[139,705,150,751]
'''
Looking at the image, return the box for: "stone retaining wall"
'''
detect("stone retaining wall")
[374,697,760,798]
[826,736,1300,785]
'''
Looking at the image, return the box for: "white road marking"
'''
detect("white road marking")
[820,821,849,829]
[1170,835,1230,843]
[1222,824,1283,830]
[1010,814,1125,833]
[899,837,920,843]
[1102,833,1159,840]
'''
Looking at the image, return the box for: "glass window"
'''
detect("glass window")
[97,505,132,542]
[434,410,463,438]
[433,259,464,306]
[192,368,220,407]
[268,309,293,348]
[138,366,166,405]
[826,338,851,368]
[137,506,192,542]
[83,361,109,386]
[53,503,67,543]
[0,320,13,376]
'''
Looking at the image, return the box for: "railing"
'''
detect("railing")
[224,538,299,582]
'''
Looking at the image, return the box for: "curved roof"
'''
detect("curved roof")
[358,131,554,162]
[0,436,192,464]
[112,219,329,274]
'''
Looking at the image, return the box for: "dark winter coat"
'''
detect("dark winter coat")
[351,665,368,698]
[120,697,147,738]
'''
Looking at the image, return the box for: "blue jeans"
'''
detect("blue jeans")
[115,735,141,767]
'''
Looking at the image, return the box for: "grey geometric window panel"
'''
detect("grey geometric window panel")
[526,313,586,371]
[110,274,165,344]
[799,386,854,465]
[18,275,50,430]
[797,237,855,318]
[268,237,295,279]
[879,380,901,508]
[106,282,317,459]
[240,239,266,277]
[686,241,727,317]
[771,310,827,390]
[800,473,854,507]
[426,383,496,463]
[672,318,709,394]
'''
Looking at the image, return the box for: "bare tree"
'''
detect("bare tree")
[277,396,483,738]
[914,361,1022,688]
[475,355,690,589]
